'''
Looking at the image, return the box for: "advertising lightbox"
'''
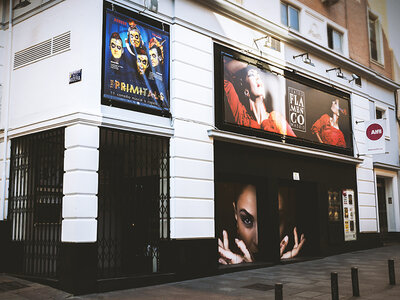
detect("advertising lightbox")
[216,46,353,154]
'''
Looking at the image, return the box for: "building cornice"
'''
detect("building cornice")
[0,110,174,140]
[373,162,400,171]
[208,129,363,165]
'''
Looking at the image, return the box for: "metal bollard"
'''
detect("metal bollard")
[275,283,283,300]
[351,267,360,297]
[331,272,339,300]
[388,259,396,285]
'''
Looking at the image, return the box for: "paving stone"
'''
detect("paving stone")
[2,244,400,299]
[292,290,325,298]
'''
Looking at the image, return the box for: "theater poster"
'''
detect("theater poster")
[103,9,169,113]
[221,53,352,151]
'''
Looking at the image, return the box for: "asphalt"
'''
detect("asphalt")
[1,243,400,299]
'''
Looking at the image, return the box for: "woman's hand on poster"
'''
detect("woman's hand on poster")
[280,227,306,259]
[218,230,253,264]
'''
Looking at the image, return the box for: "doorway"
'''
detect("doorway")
[97,128,170,279]
[8,128,64,278]
[278,182,319,259]
[377,177,388,233]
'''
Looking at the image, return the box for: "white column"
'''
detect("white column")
[169,24,215,239]
[62,124,99,242]
[352,93,378,232]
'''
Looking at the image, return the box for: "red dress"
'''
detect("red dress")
[311,114,346,147]
[224,80,296,137]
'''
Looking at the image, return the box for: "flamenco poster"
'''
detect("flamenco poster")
[103,9,169,113]
[222,54,352,150]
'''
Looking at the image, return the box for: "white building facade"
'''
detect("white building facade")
[0,0,399,294]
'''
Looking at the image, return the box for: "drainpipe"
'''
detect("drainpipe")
[1,0,13,220]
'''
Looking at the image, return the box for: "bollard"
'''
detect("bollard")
[275,283,283,300]
[388,259,396,285]
[351,267,360,297]
[331,272,339,300]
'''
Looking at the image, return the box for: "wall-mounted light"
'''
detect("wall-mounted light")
[348,73,360,83]
[293,52,315,67]
[254,35,272,49]
[14,0,31,9]
[326,67,344,79]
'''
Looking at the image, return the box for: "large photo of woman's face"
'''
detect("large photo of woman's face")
[216,182,259,265]
[216,181,308,265]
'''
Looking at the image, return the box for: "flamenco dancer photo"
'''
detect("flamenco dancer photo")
[223,57,296,137]
[311,99,347,147]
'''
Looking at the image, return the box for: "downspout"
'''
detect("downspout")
[1,0,13,220]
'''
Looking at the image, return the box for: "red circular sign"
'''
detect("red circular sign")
[366,123,383,141]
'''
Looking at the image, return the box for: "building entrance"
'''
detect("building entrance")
[377,177,388,234]
[278,182,320,259]
[97,128,169,279]
[8,128,65,278]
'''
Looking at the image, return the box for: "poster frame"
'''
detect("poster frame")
[101,1,171,117]
[214,43,354,156]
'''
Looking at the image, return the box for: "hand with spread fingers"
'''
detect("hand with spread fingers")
[280,227,306,259]
[218,230,253,265]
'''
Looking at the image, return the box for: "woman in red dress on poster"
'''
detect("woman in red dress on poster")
[311,99,346,147]
[223,58,296,137]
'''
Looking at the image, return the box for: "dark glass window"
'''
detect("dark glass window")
[376,108,383,119]
[369,15,378,61]
[281,2,299,31]
[281,3,288,26]
[327,26,343,52]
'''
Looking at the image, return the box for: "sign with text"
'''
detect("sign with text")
[103,9,169,114]
[69,69,82,84]
[220,53,352,151]
[365,119,385,154]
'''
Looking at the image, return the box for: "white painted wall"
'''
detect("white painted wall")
[7,0,103,130]
[169,24,215,238]
[352,93,378,232]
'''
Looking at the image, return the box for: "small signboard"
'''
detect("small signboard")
[69,69,82,84]
[365,119,385,154]
[342,189,356,241]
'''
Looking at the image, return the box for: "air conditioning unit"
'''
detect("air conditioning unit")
[321,0,340,5]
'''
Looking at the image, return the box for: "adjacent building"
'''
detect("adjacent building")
[0,0,399,294]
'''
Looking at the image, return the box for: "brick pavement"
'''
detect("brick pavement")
[1,244,400,299]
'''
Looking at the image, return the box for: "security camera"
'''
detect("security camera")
[349,73,360,83]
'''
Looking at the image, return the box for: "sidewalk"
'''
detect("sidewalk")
[1,244,400,299]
